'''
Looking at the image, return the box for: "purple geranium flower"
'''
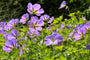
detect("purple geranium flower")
[85,45,90,49]
[7,29,19,40]
[20,13,29,24]
[11,29,20,36]
[4,25,9,31]
[27,28,40,38]
[7,19,18,30]
[27,3,44,16]
[60,1,66,8]
[3,39,17,52]
[28,16,44,31]
[44,32,63,46]
[40,14,50,21]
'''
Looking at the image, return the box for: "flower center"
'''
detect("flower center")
[51,37,56,42]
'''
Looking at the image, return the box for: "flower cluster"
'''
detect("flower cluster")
[3,39,17,52]
[2,19,18,31]
[0,1,90,56]
[0,2,56,54]
[40,14,54,23]
[3,29,19,52]
[68,21,90,41]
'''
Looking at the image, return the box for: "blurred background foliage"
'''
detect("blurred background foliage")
[0,0,90,22]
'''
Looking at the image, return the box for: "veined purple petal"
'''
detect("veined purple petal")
[27,3,33,10]
[44,40,52,46]
[4,25,9,31]
[3,46,12,52]
[55,35,63,41]
[11,29,19,36]
[36,9,44,16]
[20,13,29,24]
[15,19,18,24]
[36,27,42,31]
[29,28,35,33]
[44,35,52,41]
[7,23,13,30]
[40,14,50,20]
[44,32,63,46]
[10,19,18,24]
[7,33,15,40]
[0,22,6,26]
[5,40,13,48]
[52,40,59,45]
[33,4,41,11]
[20,19,26,24]
[11,39,17,48]
[27,9,33,14]
[36,20,44,26]
[31,16,38,24]
[22,13,29,19]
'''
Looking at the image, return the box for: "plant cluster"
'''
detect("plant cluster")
[0,1,90,60]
